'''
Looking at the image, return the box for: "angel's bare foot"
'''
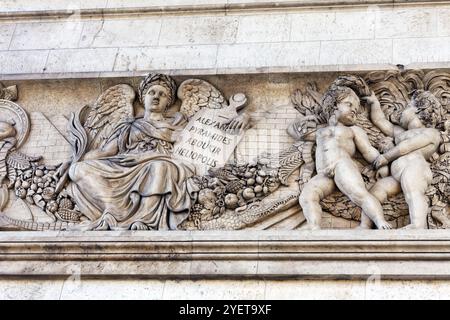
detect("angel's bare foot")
[300,223,321,231]
[130,221,149,230]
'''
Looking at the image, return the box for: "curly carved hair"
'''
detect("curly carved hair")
[411,90,444,128]
[138,73,177,106]
[320,85,360,122]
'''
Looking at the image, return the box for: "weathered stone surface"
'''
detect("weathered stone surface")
[0,230,449,280]
[0,2,449,78]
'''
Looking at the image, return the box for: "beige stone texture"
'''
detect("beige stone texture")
[2,278,450,299]
[79,19,162,48]
[115,45,218,72]
[290,10,376,41]
[0,24,15,50]
[159,16,239,46]
[0,2,449,78]
[9,22,84,50]
[45,48,118,73]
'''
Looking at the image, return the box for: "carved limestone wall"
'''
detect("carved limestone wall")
[1,0,450,79]
[1,69,450,232]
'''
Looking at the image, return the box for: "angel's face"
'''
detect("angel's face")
[0,121,15,140]
[144,85,170,114]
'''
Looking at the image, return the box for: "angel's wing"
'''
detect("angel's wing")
[82,84,135,151]
[177,79,227,118]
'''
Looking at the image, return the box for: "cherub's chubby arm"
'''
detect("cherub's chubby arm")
[83,137,119,161]
[362,91,403,137]
[352,125,380,163]
[382,131,440,163]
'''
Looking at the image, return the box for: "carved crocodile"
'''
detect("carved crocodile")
[179,192,300,230]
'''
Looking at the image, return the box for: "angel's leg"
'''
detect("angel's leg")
[358,177,401,229]
[400,162,432,229]
[334,159,391,230]
[299,174,335,230]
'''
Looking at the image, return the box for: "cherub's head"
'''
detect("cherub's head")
[0,120,16,140]
[138,73,177,114]
[321,85,360,126]
[401,90,444,129]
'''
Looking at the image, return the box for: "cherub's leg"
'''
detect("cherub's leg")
[358,177,401,229]
[299,174,335,230]
[400,164,433,229]
[334,159,392,230]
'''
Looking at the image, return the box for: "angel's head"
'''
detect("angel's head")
[402,90,444,129]
[0,120,16,140]
[139,73,177,114]
[321,85,360,126]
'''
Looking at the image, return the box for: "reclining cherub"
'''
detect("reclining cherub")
[361,90,444,229]
[297,84,391,230]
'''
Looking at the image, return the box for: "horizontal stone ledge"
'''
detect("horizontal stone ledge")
[3,63,450,82]
[0,230,450,280]
[0,0,447,20]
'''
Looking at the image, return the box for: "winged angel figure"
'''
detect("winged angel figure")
[287,70,450,229]
[0,74,251,231]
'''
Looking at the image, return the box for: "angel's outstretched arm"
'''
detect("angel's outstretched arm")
[363,92,403,137]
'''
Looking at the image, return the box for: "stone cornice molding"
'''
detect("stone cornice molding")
[0,0,448,20]
[1,230,450,280]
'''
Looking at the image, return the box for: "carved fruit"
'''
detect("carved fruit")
[30,184,37,191]
[255,176,264,184]
[26,196,34,205]
[35,170,44,177]
[59,198,74,210]
[56,209,80,222]
[263,186,269,194]
[21,181,30,189]
[242,188,255,200]
[46,200,59,213]
[254,185,263,193]
[244,172,253,178]
[246,178,255,186]
[15,187,26,199]
[258,170,267,177]
[42,187,55,201]
[225,180,244,194]
[224,194,239,209]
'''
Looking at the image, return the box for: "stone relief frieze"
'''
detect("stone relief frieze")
[0,70,449,231]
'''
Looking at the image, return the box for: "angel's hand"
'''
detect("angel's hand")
[361,91,378,107]
[225,113,251,134]
[376,166,389,180]
[373,154,389,169]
